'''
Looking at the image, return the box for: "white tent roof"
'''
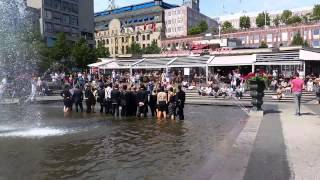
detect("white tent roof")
[299,50,320,61]
[209,55,256,66]
[99,62,121,69]
[87,59,113,67]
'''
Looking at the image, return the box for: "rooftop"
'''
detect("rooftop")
[94,1,179,18]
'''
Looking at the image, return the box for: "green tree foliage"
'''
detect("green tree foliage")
[199,21,208,32]
[188,26,202,35]
[256,12,270,27]
[96,41,110,58]
[143,40,161,54]
[281,10,293,24]
[312,4,320,20]
[259,41,268,48]
[273,15,281,26]
[127,42,142,55]
[221,21,234,33]
[239,16,251,29]
[188,21,208,35]
[71,38,96,69]
[288,15,302,25]
[291,33,304,46]
[51,33,72,62]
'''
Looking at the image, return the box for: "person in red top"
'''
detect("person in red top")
[291,73,305,116]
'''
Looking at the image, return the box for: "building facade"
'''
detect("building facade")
[164,6,218,38]
[94,0,178,57]
[26,0,95,46]
[221,23,320,48]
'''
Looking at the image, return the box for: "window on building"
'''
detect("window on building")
[132,36,134,42]
[45,22,54,33]
[45,10,52,19]
[115,46,118,54]
[136,35,139,41]
[106,39,109,44]
[122,37,124,43]
[143,44,145,48]
[142,35,145,41]
[62,14,69,24]
[102,40,105,45]
[313,29,320,35]
[121,46,124,54]
[313,40,320,47]
[69,15,78,26]
[147,34,150,40]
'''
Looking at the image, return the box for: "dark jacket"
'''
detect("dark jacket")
[97,88,105,103]
[136,89,148,104]
[120,90,130,106]
[176,90,186,107]
[85,89,95,104]
[72,88,83,103]
[111,88,121,104]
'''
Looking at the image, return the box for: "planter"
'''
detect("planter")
[249,79,265,111]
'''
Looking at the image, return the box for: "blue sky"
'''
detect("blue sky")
[94,0,318,17]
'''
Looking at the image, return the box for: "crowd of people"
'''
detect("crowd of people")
[60,72,186,120]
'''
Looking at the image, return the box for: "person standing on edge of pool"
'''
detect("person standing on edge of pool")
[176,85,186,120]
[291,72,304,116]
[111,84,121,117]
[72,85,83,113]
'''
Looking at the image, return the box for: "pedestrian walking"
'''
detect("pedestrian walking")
[291,73,304,116]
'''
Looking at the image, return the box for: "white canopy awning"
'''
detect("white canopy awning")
[209,55,256,66]
[299,49,320,61]
[99,62,122,69]
[87,59,113,67]
[255,61,302,66]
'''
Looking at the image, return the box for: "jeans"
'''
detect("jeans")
[293,92,302,115]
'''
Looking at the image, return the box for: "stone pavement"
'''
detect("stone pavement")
[279,103,320,180]
[209,103,320,180]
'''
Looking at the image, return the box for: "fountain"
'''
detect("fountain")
[0,0,39,102]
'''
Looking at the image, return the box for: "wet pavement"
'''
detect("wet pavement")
[0,104,248,180]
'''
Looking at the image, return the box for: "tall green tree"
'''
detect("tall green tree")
[240,16,251,29]
[127,42,142,55]
[312,4,320,20]
[188,26,202,35]
[199,21,208,32]
[291,33,304,46]
[143,40,161,54]
[51,33,72,63]
[281,10,293,25]
[71,38,96,69]
[96,41,110,58]
[256,12,270,28]
[288,15,302,25]
[221,21,234,33]
[273,15,281,26]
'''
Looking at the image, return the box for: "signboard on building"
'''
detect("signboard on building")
[184,68,190,76]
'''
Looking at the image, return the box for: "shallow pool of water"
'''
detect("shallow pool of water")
[0,104,248,180]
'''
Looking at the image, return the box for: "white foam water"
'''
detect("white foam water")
[0,127,73,138]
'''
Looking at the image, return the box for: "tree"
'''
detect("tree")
[273,15,281,26]
[288,15,302,25]
[281,10,293,25]
[96,41,110,58]
[143,40,161,54]
[188,26,202,35]
[51,33,72,62]
[221,21,234,33]
[127,42,142,55]
[240,16,251,29]
[302,13,311,23]
[303,40,310,47]
[199,21,208,32]
[259,41,268,48]
[312,4,320,20]
[291,33,304,46]
[188,21,208,35]
[71,38,96,69]
[256,12,270,28]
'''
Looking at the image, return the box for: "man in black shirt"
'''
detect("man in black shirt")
[136,84,148,117]
[176,85,186,120]
[72,85,83,112]
[111,84,121,117]
[120,85,130,116]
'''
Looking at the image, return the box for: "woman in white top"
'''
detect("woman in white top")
[307,79,314,92]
